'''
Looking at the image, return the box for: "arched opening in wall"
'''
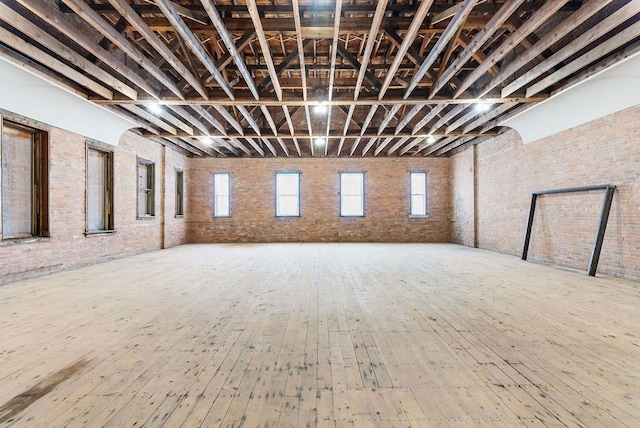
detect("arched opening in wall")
[521,185,616,276]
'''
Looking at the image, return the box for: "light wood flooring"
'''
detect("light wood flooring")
[0,243,639,427]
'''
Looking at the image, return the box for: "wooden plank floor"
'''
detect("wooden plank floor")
[0,243,639,427]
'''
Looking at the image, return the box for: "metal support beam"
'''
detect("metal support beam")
[521,184,616,277]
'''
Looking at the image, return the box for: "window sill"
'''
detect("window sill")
[174,215,184,219]
[85,230,116,237]
[409,215,429,219]
[340,215,365,218]
[275,215,301,218]
[213,215,231,218]
[0,236,50,246]
[137,216,156,220]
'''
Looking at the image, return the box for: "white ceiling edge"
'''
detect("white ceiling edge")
[0,57,135,146]
[499,51,640,144]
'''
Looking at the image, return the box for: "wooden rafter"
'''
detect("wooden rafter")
[154,0,235,99]
[453,0,571,98]
[200,0,258,100]
[405,0,479,99]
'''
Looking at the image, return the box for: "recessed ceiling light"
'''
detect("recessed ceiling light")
[149,103,162,114]
[314,102,328,114]
[475,100,491,113]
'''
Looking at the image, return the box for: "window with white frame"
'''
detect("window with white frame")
[275,172,300,217]
[340,172,364,217]
[214,173,230,217]
[410,172,427,216]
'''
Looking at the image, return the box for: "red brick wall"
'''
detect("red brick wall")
[0,111,188,285]
[452,104,640,280]
[451,145,475,247]
[186,157,451,243]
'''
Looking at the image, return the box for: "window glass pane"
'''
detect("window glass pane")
[214,173,230,216]
[2,125,33,237]
[215,173,229,196]
[340,173,364,216]
[277,196,298,216]
[341,195,363,216]
[410,172,427,216]
[411,195,426,216]
[341,173,363,195]
[276,173,299,216]
[87,149,105,230]
[411,172,425,194]
[216,196,230,217]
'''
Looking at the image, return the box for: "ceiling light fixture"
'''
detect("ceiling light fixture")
[202,136,214,145]
[314,101,328,114]
[149,103,163,114]
[426,135,436,144]
[475,99,491,113]
[315,137,327,146]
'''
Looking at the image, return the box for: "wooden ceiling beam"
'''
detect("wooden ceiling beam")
[502,2,640,97]
[412,104,447,135]
[191,106,227,135]
[257,40,311,93]
[335,44,381,91]
[399,136,426,156]
[120,104,176,135]
[373,136,394,156]
[462,102,518,134]
[0,3,136,100]
[405,0,479,99]
[15,0,160,99]
[154,0,235,99]
[354,0,388,100]
[527,19,640,98]
[228,137,252,156]
[326,0,343,156]
[378,0,434,100]
[92,95,547,107]
[60,2,582,16]
[386,136,411,156]
[141,16,500,35]
[213,105,244,135]
[430,0,524,98]
[453,0,570,98]
[479,0,616,99]
[0,26,112,100]
[246,0,282,101]
[428,104,470,134]
[395,104,425,135]
[61,0,185,99]
[245,137,266,156]
[167,105,209,134]
[200,0,259,100]
[107,0,208,99]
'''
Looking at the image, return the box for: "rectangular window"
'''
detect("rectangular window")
[410,172,427,216]
[137,158,155,217]
[276,172,300,217]
[86,145,114,232]
[214,173,230,217]
[1,120,49,239]
[340,172,364,217]
[175,170,184,217]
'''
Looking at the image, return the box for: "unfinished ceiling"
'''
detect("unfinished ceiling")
[0,0,638,157]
